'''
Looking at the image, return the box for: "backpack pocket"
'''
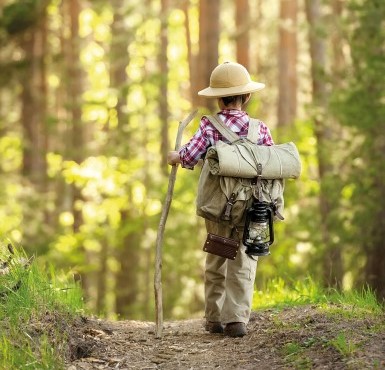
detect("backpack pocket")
[196,161,254,227]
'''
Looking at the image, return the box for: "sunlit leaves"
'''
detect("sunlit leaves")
[0,136,22,173]
[79,7,112,41]
[62,156,131,195]
[59,212,74,227]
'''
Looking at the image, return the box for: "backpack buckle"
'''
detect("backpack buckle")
[221,192,237,221]
[251,164,263,185]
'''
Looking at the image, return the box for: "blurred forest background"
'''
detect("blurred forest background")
[0,0,384,321]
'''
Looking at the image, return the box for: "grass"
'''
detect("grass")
[1,246,383,369]
[282,342,312,369]
[253,276,326,309]
[322,287,384,318]
[255,276,384,368]
[328,332,358,357]
[0,244,84,370]
[253,276,383,315]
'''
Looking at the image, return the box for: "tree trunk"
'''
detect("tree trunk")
[115,210,140,318]
[20,15,47,188]
[197,0,220,111]
[67,0,84,227]
[277,0,297,130]
[159,0,169,174]
[65,0,90,294]
[305,0,343,289]
[236,0,250,70]
[182,0,195,102]
[254,0,262,74]
[365,135,385,298]
[19,6,49,252]
[331,0,345,83]
[96,239,108,314]
[109,0,140,318]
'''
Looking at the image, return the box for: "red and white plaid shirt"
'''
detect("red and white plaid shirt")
[179,109,274,169]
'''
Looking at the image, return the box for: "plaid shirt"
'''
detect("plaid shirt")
[179,109,274,169]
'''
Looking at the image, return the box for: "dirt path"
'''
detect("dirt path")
[66,305,385,369]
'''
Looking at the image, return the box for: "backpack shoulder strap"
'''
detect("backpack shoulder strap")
[207,114,261,144]
[246,118,261,143]
[206,114,240,143]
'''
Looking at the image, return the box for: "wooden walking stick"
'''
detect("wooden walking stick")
[154,109,198,338]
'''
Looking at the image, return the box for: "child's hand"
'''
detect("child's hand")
[167,151,181,165]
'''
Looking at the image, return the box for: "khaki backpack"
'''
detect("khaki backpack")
[196,114,288,228]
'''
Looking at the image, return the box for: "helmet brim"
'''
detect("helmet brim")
[198,82,265,98]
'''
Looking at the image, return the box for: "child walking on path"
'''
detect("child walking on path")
[167,62,274,338]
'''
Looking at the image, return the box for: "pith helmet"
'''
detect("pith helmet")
[198,62,265,98]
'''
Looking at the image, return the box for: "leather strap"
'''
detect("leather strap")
[206,114,260,144]
[207,114,239,143]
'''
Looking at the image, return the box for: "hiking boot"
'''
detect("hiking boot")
[205,321,224,334]
[224,322,247,337]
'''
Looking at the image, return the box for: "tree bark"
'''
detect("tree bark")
[67,0,84,231]
[277,0,297,130]
[182,0,195,102]
[236,0,250,70]
[96,239,108,314]
[19,5,49,253]
[65,0,91,295]
[305,0,343,289]
[109,0,141,318]
[159,0,170,174]
[330,0,346,87]
[20,13,48,188]
[197,0,220,111]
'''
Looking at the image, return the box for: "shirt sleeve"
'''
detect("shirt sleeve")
[178,119,210,169]
[259,121,275,146]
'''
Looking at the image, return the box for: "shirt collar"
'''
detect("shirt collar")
[218,109,249,118]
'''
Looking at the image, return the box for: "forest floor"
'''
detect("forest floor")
[64,304,385,370]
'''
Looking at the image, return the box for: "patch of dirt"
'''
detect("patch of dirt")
[65,305,385,369]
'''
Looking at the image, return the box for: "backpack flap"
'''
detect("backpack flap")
[196,161,255,227]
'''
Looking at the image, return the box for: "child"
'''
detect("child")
[167,62,274,337]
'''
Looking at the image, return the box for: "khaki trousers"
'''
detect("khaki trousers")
[204,220,258,325]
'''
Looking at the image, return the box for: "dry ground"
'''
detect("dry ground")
[64,305,385,370]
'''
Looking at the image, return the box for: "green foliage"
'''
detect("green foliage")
[253,276,325,309]
[336,1,385,131]
[283,341,302,357]
[282,341,312,368]
[331,0,385,291]
[1,0,44,35]
[328,332,358,357]
[253,276,384,315]
[0,243,84,369]
[321,286,383,318]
